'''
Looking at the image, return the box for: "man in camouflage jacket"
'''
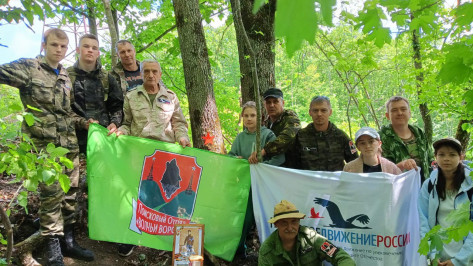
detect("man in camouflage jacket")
[289,96,358,171]
[117,59,190,146]
[68,34,123,153]
[248,88,301,166]
[259,200,355,266]
[0,28,94,265]
[379,96,434,182]
[111,40,143,95]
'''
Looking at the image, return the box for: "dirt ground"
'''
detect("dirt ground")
[0,159,259,266]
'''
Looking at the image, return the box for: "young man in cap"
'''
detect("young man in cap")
[379,96,434,182]
[259,200,355,265]
[248,87,301,166]
[289,96,358,171]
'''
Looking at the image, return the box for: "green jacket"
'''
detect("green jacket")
[379,124,434,182]
[258,226,356,266]
[0,56,86,152]
[263,109,301,158]
[118,84,189,143]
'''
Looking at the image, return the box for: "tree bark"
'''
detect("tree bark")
[172,0,226,153]
[102,0,118,67]
[455,119,471,154]
[86,2,98,36]
[229,0,276,104]
[411,20,433,144]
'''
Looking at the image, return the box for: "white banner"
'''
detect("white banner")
[251,164,426,266]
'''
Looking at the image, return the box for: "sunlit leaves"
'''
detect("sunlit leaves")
[356,5,391,48]
[438,43,473,85]
[275,0,318,56]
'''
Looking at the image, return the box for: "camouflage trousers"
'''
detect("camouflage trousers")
[39,152,80,236]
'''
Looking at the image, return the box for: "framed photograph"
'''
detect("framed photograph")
[172,224,205,265]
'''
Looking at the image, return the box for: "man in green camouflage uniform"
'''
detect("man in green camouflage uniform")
[259,200,356,266]
[289,96,358,171]
[248,88,300,166]
[116,59,190,146]
[379,96,434,182]
[111,40,143,95]
[68,34,123,153]
[0,28,94,265]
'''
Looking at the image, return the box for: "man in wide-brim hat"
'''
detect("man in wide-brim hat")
[258,200,356,266]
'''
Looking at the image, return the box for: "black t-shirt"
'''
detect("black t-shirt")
[124,68,143,91]
[363,163,382,173]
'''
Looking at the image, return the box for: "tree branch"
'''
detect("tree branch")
[136,25,177,54]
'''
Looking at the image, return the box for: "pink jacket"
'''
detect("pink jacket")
[343,156,402,174]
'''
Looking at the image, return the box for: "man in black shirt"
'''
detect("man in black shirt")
[111,40,144,95]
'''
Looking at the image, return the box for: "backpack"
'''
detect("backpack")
[427,179,473,220]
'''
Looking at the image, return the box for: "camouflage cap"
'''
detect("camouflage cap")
[263,88,283,100]
[268,200,306,223]
[433,137,462,153]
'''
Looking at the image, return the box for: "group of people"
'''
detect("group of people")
[0,28,190,264]
[229,87,472,265]
[0,27,471,265]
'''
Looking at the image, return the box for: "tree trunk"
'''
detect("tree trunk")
[102,0,118,67]
[411,21,433,144]
[455,119,471,154]
[229,0,276,104]
[86,2,98,36]
[172,0,226,153]
[112,8,119,40]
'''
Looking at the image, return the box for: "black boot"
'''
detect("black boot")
[60,224,95,261]
[46,236,65,266]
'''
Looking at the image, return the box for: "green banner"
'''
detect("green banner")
[87,124,250,260]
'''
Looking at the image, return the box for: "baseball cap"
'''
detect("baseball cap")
[263,88,283,100]
[355,127,380,142]
[433,137,462,153]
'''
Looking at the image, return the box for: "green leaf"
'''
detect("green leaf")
[431,234,443,252]
[17,191,28,210]
[59,173,70,193]
[252,0,267,14]
[24,112,35,126]
[438,60,473,85]
[60,156,74,169]
[315,0,335,26]
[42,169,56,183]
[26,105,42,112]
[49,147,70,158]
[453,3,473,27]
[275,0,318,56]
[24,179,38,192]
[46,143,56,154]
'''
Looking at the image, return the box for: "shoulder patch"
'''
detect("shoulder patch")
[349,140,357,154]
[320,241,338,258]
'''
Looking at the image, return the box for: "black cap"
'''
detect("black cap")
[433,137,462,153]
[263,88,283,100]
